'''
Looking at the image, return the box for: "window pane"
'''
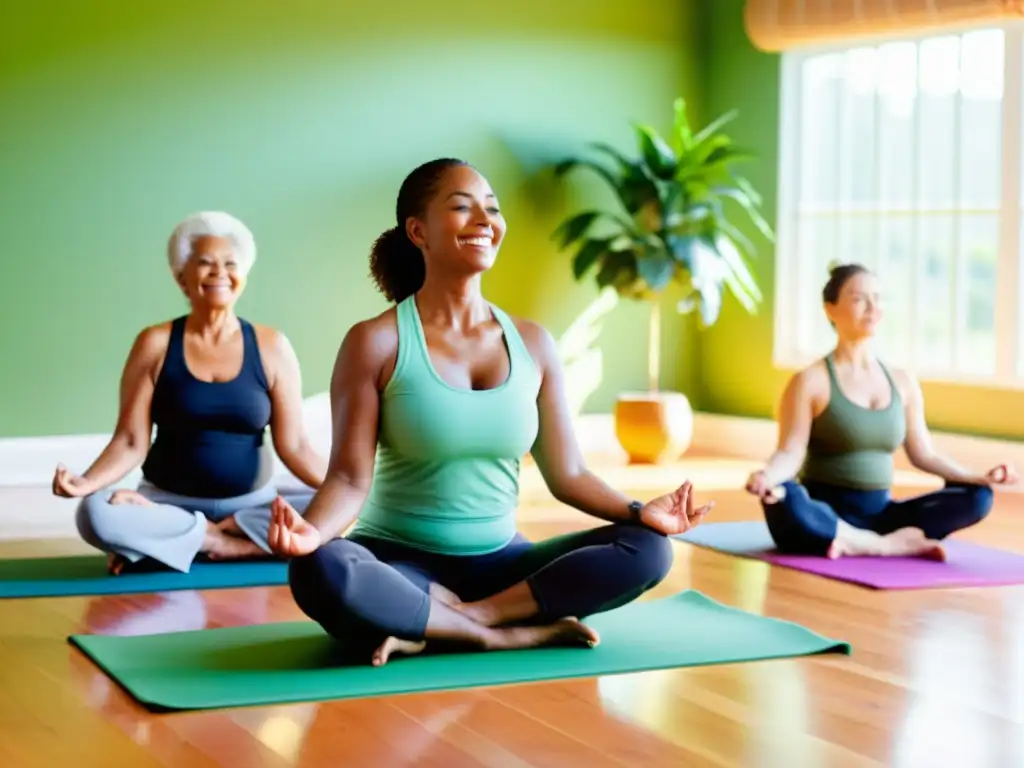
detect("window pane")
[959,30,1004,208]
[796,214,839,356]
[957,214,998,375]
[877,42,917,210]
[916,215,955,373]
[877,216,914,366]
[917,36,960,210]
[840,47,878,207]
[838,212,877,274]
[799,54,841,209]
[778,27,1007,381]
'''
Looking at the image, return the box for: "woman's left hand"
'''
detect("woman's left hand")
[639,480,715,536]
[985,464,1020,485]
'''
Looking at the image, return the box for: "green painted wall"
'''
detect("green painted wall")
[1,0,702,437]
[697,0,785,418]
[700,0,1024,440]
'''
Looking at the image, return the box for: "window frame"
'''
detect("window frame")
[772,21,1024,389]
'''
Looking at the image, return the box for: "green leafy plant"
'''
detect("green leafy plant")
[551,97,772,390]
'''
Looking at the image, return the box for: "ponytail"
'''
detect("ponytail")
[367,157,470,303]
[369,226,426,303]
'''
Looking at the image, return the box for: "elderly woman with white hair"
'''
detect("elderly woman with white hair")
[51,212,327,574]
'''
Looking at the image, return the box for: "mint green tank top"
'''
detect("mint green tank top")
[799,355,906,491]
[350,296,541,555]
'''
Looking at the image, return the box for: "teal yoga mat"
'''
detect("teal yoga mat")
[0,555,288,598]
[69,590,851,711]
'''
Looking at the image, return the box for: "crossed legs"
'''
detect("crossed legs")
[764,480,994,558]
[287,523,674,665]
[76,484,315,573]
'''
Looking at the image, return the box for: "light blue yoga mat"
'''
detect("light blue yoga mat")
[69,590,851,711]
[0,555,288,598]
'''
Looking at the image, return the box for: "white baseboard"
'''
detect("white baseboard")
[2,408,1022,541]
[2,407,1023,490]
[0,392,337,489]
[565,411,1024,492]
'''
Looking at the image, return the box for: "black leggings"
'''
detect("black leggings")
[764,479,995,556]
[288,523,673,655]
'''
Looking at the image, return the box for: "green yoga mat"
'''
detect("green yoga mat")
[69,590,850,711]
[0,555,288,598]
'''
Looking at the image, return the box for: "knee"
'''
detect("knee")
[763,488,830,556]
[618,525,675,585]
[287,543,356,616]
[75,492,112,547]
[964,483,995,524]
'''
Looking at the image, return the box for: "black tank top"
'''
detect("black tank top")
[141,316,273,498]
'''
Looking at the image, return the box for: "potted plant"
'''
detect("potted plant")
[551,97,772,463]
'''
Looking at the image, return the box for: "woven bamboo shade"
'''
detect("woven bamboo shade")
[744,0,1024,51]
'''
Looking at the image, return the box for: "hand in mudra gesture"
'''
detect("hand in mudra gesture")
[52,464,95,498]
[986,464,1020,485]
[268,497,322,557]
[639,480,714,536]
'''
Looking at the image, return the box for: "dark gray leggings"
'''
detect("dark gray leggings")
[765,479,995,556]
[288,523,674,656]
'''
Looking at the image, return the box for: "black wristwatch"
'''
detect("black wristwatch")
[628,500,643,524]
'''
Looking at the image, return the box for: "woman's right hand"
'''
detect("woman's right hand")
[746,469,784,504]
[745,469,770,497]
[52,464,96,498]
[268,496,323,557]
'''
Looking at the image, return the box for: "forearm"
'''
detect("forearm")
[81,435,148,491]
[761,449,805,485]
[550,470,634,523]
[911,451,987,485]
[302,473,370,541]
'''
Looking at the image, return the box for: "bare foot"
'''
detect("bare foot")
[109,489,154,506]
[828,526,946,560]
[880,528,946,560]
[487,617,600,651]
[372,636,428,666]
[203,528,266,561]
[214,515,245,537]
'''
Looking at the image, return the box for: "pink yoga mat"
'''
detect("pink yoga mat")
[674,521,1024,590]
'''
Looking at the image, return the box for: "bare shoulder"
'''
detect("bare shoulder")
[251,323,294,362]
[342,307,399,360]
[122,322,173,382]
[132,322,173,362]
[886,365,921,402]
[509,315,557,367]
[785,359,830,403]
[332,307,401,390]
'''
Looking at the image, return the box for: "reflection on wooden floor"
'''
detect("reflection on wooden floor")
[3,455,1024,767]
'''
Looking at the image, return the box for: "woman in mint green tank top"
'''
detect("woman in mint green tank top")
[746,264,1015,559]
[265,159,714,665]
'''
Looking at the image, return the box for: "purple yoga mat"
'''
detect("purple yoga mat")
[674,521,1024,590]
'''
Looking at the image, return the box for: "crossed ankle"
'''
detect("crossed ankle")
[458,601,502,627]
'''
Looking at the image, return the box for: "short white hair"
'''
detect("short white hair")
[166,211,257,279]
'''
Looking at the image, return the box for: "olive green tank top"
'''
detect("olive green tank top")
[799,355,906,490]
[350,296,541,555]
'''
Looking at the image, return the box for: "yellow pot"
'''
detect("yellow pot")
[614,391,694,464]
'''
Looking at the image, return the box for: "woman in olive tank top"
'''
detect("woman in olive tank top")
[746,264,1016,559]
[266,160,714,665]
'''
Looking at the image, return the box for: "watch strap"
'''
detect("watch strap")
[628,500,643,524]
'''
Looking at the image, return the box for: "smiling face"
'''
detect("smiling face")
[824,270,883,341]
[176,235,246,308]
[405,164,505,278]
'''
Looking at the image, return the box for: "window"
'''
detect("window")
[773,24,1024,385]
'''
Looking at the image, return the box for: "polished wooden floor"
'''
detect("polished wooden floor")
[3,457,1024,767]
